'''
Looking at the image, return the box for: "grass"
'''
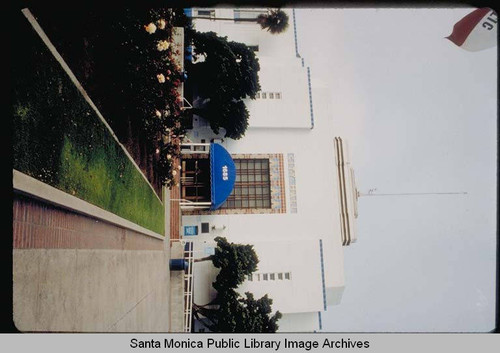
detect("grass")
[12,11,165,235]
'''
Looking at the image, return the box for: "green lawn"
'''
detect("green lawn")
[12,12,165,235]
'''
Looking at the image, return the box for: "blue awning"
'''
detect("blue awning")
[210,143,236,210]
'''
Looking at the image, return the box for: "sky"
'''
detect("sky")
[295,8,497,332]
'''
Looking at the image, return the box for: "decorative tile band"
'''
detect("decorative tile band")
[279,155,287,212]
[319,239,327,311]
[293,9,301,58]
[307,67,315,129]
[287,153,298,213]
[269,154,286,213]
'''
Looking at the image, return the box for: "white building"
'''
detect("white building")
[181,8,359,332]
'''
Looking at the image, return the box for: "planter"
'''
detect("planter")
[170,258,188,271]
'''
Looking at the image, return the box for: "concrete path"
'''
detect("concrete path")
[169,241,185,332]
[13,249,170,332]
[12,193,172,332]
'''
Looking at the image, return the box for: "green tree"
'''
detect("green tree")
[191,99,249,140]
[194,236,258,290]
[191,9,290,35]
[239,292,283,332]
[193,290,282,333]
[257,9,290,34]
[190,31,261,100]
[188,30,258,139]
[192,237,281,332]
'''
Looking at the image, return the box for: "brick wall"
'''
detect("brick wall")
[13,194,164,250]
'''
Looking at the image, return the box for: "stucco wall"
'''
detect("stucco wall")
[278,312,320,332]
[188,8,355,331]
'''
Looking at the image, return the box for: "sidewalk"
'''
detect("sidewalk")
[168,182,187,332]
[12,193,171,332]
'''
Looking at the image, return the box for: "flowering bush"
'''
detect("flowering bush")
[32,7,192,191]
[157,19,166,30]
[72,7,191,189]
[155,135,183,188]
[144,22,157,34]
[156,73,166,83]
[132,9,189,187]
[156,40,170,51]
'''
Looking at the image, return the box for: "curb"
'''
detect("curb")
[14,170,164,240]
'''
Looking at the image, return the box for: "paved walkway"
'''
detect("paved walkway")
[12,193,172,332]
[168,178,186,332]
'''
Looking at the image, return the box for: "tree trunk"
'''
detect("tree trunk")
[195,298,219,308]
[193,304,217,320]
[193,310,216,331]
[194,256,213,263]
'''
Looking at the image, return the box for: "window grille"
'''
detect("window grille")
[196,9,215,19]
[221,159,271,209]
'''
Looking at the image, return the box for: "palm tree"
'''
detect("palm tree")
[256,9,289,34]
[190,8,290,35]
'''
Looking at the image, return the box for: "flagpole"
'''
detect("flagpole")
[357,191,468,197]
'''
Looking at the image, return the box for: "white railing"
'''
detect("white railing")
[171,198,211,210]
[180,143,211,154]
[183,241,195,332]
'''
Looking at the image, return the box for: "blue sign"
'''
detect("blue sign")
[204,247,215,255]
[184,226,198,236]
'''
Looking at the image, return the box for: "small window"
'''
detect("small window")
[197,10,214,18]
[269,93,274,99]
[256,92,261,99]
[261,92,267,99]
[201,222,210,233]
[248,45,259,52]
[277,273,283,280]
[270,273,275,280]
[256,273,261,281]
[275,92,282,99]
[263,273,269,281]
[284,272,291,280]
[247,274,253,281]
